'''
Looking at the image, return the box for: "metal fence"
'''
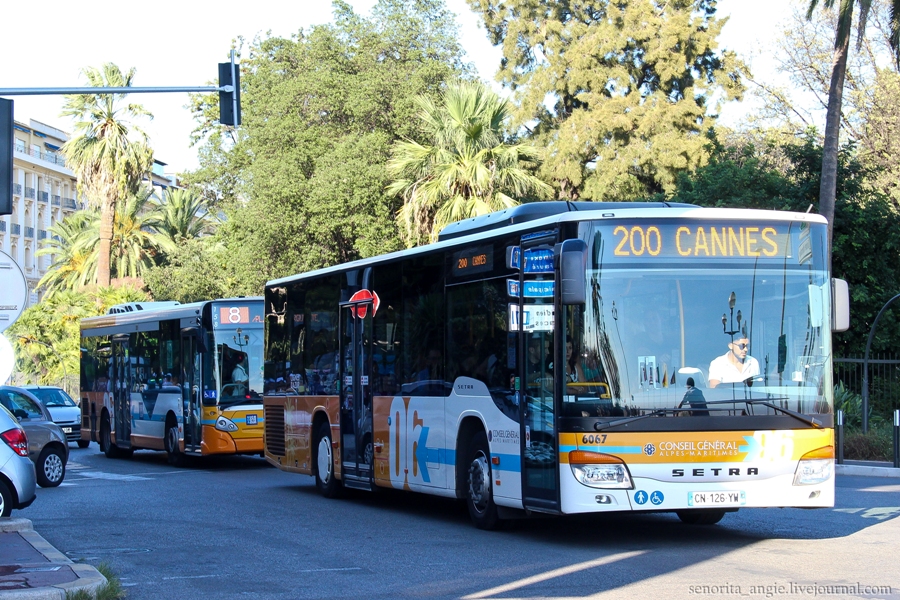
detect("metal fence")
[834,354,900,417]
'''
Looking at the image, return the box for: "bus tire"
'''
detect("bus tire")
[101,416,119,458]
[465,431,500,530]
[315,422,343,498]
[165,416,185,467]
[36,446,66,488]
[676,509,726,525]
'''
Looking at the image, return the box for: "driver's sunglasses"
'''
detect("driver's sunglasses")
[733,343,749,350]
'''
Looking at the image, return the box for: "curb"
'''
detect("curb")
[0,518,107,600]
[835,463,900,478]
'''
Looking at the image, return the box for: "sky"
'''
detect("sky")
[3,0,797,176]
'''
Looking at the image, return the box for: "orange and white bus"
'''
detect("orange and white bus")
[262,202,849,528]
[80,298,265,465]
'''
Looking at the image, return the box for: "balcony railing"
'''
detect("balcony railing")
[38,229,47,240]
[62,198,78,210]
[0,221,6,232]
[13,183,22,196]
[52,194,60,205]
[14,142,25,153]
[14,145,67,167]
[24,226,34,238]
[39,191,49,203]
[10,223,21,235]
[25,187,35,199]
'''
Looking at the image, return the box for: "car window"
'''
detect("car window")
[0,390,45,420]
[29,388,77,407]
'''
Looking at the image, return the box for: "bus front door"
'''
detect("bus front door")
[111,336,132,449]
[338,300,374,490]
[181,332,202,453]
[517,234,561,514]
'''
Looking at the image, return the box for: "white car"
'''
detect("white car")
[21,386,85,447]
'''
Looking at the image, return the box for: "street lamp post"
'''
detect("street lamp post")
[17,336,69,397]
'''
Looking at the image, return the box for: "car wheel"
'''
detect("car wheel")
[0,479,12,517]
[466,430,500,530]
[77,440,90,449]
[676,509,727,525]
[165,417,185,467]
[315,422,343,498]
[36,446,66,488]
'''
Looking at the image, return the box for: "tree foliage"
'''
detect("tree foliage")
[388,82,552,245]
[61,63,154,287]
[467,0,745,201]
[183,0,471,293]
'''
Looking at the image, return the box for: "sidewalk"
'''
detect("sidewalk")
[835,460,900,478]
[0,518,105,600]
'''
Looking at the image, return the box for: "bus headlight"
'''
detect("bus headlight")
[793,446,834,485]
[569,451,634,489]
[215,416,239,432]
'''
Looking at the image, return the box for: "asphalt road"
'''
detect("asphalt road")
[19,446,900,600]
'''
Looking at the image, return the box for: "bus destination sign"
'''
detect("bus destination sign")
[608,223,795,260]
[453,245,493,277]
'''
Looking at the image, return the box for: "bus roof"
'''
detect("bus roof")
[266,203,828,288]
[81,297,263,334]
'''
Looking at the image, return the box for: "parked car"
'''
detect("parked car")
[0,402,37,517]
[20,385,85,447]
[0,386,68,488]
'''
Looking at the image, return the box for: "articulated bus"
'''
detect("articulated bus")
[262,202,849,528]
[80,298,265,465]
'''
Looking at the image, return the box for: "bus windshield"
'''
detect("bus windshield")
[567,218,833,418]
[214,326,264,404]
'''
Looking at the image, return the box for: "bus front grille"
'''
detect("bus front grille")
[264,404,286,456]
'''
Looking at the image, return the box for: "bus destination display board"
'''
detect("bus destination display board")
[606,223,797,260]
[452,245,493,277]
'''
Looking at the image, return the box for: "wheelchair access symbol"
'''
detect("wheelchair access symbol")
[634,490,665,506]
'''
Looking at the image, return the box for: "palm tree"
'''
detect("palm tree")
[387,82,553,246]
[109,187,165,284]
[35,211,99,298]
[60,62,154,287]
[152,188,217,254]
[808,0,900,248]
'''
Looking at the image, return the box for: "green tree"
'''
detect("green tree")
[61,63,154,287]
[108,187,164,285]
[387,82,553,245]
[152,188,217,255]
[806,0,900,247]
[35,211,98,298]
[467,0,745,201]
[184,0,470,292]
[143,237,240,302]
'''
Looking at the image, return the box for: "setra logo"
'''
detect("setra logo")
[643,443,656,456]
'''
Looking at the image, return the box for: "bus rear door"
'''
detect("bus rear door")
[111,335,132,449]
[338,298,374,490]
[516,232,561,514]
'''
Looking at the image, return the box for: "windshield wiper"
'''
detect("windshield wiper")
[742,399,823,428]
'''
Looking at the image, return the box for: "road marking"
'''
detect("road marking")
[73,472,151,482]
[296,567,364,573]
[462,551,646,599]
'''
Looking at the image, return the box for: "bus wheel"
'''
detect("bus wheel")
[466,431,500,530]
[165,417,185,467]
[676,509,726,525]
[315,422,343,498]
[101,416,120,458]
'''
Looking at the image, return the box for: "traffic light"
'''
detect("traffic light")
[218,62,241,128]
[0,98,12,216]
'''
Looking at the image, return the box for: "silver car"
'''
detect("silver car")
[20,385,85,447]
[0,402,37,517]
[0,386,69,488]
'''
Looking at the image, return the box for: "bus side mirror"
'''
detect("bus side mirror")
[832,278,850,332]
[559,239,587,305]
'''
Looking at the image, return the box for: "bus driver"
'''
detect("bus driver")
[708,337,759,388]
